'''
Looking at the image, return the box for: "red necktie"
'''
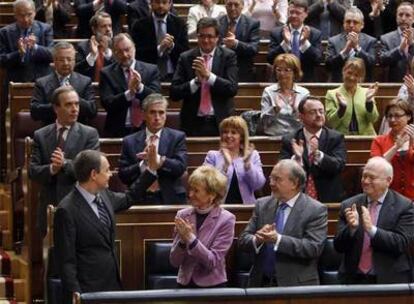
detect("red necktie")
[126,68,144,128]
[57,127,67,150]
[199,55,213,116]
[358,201,379,273]
[94,49,104,82]
[305,136,318,200]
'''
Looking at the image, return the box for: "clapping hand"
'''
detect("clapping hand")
[366,82,378,102]
[336,92,347,108]
[282,26,292,44]
[255,224,278,243]
[291,138,304,161]
[403,74,414,97]
[175,217,194,243]
[192,56,210,81]
[243,143,255,170]
[344,203,359,229]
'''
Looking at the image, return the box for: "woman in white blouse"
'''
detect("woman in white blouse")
[260,53,309,136]
[187,0,226,38]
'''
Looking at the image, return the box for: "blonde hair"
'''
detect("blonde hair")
[273,53,303,81]
[219,116,250,158]
[188,165,227,206]
[343,58,366,82]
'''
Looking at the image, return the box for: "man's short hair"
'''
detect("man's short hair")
[90,11,111,31]
[298,96,324,114]
[397,1,414,12]
[74,150,104,183]
[142,93,169,112]
[365,157,394,179]
[196,17,219,36]
[277,159,307,190]
[52,86,78,106]
[13,0,35,12]
[289,0,308,11]
[344,7,364,22]
[113,33,134,49]
[52,41,75,57]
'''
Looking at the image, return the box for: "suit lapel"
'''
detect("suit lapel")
[134,130,147,153]
[297,130,310,168]
[376,191,395,228]
[235,15,245,39]
[263,196,278,225]
[114,64,128,90]
[45,124,58,157]
[64,122,81,157]
[212,47,222,75]
[197,207,221,245]
[157,128,168,156]
[283,193,306,234]
[318,128,328,153]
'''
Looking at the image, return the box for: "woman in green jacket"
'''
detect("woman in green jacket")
[325,58,379,135]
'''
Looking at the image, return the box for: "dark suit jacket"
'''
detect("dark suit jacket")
[35,0,72,38]
[130,13,189,70]
[127,0,177,30]
[239,194,328,286]
[279,127,347,203]
[0,21,53,82]
[380,30,414,82]
[30,71,97,125]
[334,190,414,283]
[74,0,127,38]
[267,25,322,82]
[118,127,187,203]
[28,122,100,236]
[218,14,260,82]
[54,181,143,303]
[326,32,377,82]
[170,46,238,135]
[75,40,115,80]
[99,60,161,137]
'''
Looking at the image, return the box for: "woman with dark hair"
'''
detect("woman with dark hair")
[371,99,414,199]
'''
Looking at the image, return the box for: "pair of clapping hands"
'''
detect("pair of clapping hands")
[136,140,164,171]
[336,82,379,106]
[220,143,255,171]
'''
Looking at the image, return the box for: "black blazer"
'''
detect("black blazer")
[326,32,377,82]
[54,181,143,303]
[170,46,238,134]
[99,60,161,137]
[334,190,414,283]
[30,71,97,125]
[130,13,189,69]
[267,25,322,82]
[75,40,115,80]
[118,127,187,203]
[28,122,100,236]
[279,126,347,202]
[218,14,260,82]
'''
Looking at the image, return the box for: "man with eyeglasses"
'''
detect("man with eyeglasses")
[267,0,322,82]
[31,42,97,126]
[239,159,327,287]
[170,17,238,136]
[217,0,259,81]
[279,97,347,203]
[334,156,414,284]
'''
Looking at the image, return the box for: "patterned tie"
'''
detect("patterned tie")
[94,48,104,82]
[126,68,144,128]
[291,30,300,58]
[305,136,318,200]
[358,201,379,273]
[228,19,236,34]
[60,76,70,87]
[157,20,168,78]
[263,202,289,278]
[94,195,111,227]
[56,127,67,150]
[199,55,213,115]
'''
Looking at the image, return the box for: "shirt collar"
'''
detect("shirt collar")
[55,121,73,131]
[227,15,241,25]
[145,127,163,140]
[55,72,71,81]
[280,192,301,209]
[75,183,96,205]
[272,83,301,93]
[289,24,304,33]
[368,189,388,205]
[303,127,322,141]
[200,48,216,58]
[152,12,168,23]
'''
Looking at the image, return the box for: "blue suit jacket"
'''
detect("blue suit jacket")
[118,127,187,204]
[0,21,53,82]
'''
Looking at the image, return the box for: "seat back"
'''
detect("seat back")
[318,238,343,285]
[232,244,253,288]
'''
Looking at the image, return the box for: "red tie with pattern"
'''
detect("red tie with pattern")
[358,201,379,273]
[94,48,104,82]
[305,136,318,199]
[199,55,213,115]
[126,68,144,127]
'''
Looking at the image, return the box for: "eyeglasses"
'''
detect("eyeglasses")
[275,67,293,73]
[386,113,407,120]
[197,33,218,39]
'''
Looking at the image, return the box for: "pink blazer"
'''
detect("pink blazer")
[169,206,236,287]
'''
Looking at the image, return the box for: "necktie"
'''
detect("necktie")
[126,68,144,128]
[157,20,166,44]
[157,20,168,79]
[263,202,289,278]
[94,48,104,82]
[228,19,236,34]
[147,134,160,192]
[94,195,111,227]
[291,30,300,58]
[199,55,213,116]
[23,29,30,63]
[56,127,67,150]
[60,76,70,87]
[358,201,379,273]
[305,136,319,200]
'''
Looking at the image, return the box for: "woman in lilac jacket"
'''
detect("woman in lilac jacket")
[203,116,266,204]
[170,165,236,287]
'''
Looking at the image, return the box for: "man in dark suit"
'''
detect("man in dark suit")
[54,149,143,303]
[99,33,161,137]
[31,42,97,126]
[267,0,322,83]
[74,0,127,38]
[119,93,187,203]
[29,86,99,237]
[75,12,115,81]
[239,159,328,287]
[279,97,347,203]
[326,7,377,82]
[380,2,414,82]
[34,0,72,38]
[306,0,350,40]
[334,156,414,284]
[218,0,259,82]
[170,17,238,136]
[130,0,189,81]
[127,0,176,30]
